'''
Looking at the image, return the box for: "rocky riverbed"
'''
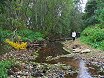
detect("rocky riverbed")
[0,40,104,78]
[8,62,78,78]
[0,42,78,78]
[62,39,104,77]
[62,39,104,63]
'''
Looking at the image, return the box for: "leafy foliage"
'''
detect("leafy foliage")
[83,0,99,26]
[0,0,75,38]
[96,8,104,23]
[0,60,12,78]
[0,28,12,42]
[80,26,104,50]
[17,29,44,42]
[0,28,44,42]
[83,0,104,27]
[81,0,104,50]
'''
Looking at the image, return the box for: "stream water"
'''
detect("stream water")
[35,41,102,78]
[78,60,92,78]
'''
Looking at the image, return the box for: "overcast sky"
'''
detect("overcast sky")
[80,0,88,12]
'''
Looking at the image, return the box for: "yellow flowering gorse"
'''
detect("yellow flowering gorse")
[5,39,27,50]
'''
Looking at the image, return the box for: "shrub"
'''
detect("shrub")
[80,26,104,50]
[34,32,44,41]
[17,29,44,42]
[0,60,12,78]
[98,40,104,50]
[95,23,104,29]
[81,27,104,42]
[1,28,44,43]
[0,28,12,42]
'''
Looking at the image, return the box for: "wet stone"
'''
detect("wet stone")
[31,71,43,77]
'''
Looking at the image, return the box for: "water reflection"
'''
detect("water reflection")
[78,60,93,78]
[35,42,68,63]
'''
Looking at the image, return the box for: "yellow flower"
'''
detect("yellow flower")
[5,39,27,50]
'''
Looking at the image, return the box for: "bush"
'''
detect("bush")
[0,28,12,42]
[17,29,44,42]
[0,28,44,43]
[98,40,104,50]
[81,27,104,42]
[0,60,12,78]
[80,26,104,50]
[95,23,104,29]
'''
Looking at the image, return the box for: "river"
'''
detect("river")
[78,60,92,78]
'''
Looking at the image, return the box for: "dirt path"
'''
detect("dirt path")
[63,39,104,63]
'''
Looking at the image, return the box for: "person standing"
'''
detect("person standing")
[72,31,76,41]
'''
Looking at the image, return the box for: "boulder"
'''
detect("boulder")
[81,49,91,53]
[72,45,81,49]
[73,48,82,53]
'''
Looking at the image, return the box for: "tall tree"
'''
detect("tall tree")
[83,0,99,26]
[0,0,74,37]
[24,0,74,37]
[70,0,84,32]
[95,0,104,24]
